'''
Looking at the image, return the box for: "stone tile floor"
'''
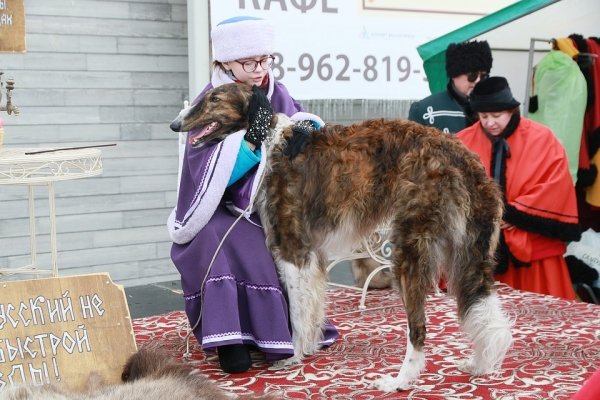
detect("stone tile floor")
[124,260,356,318]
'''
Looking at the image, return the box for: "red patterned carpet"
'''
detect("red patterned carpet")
[132,285,600,399]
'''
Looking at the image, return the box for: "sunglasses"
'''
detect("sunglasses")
[235,56,275,73]
[467,71,489,83]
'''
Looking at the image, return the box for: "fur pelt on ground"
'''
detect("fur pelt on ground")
[351,258,393,289]
[169,83,513,392]
[0,349,274,400]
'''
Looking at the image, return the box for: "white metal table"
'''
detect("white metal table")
[327,222,393,309]
[0,147,103,278]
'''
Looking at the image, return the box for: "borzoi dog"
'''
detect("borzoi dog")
[169,83,512,391]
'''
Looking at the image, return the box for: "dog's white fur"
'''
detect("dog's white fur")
[458,293,513,375]
[373,330,426,392]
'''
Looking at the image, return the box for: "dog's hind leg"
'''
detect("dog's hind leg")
[449,220,512,375]
[274,251,327,366]
[448,212,512,375]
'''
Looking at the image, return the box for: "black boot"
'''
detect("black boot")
[217,344,251,373]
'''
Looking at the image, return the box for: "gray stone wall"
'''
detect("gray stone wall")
[1,0,188,286]
[0,0,412,286]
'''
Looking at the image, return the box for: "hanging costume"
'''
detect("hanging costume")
[168,69,338,361]
[585,127,600,206]
[528,50,587,183]
[580,38,600,230]
[458,117,581,299]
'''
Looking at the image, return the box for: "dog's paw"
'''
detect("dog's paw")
[301,342,320,357]
[372,374,412,392]
[457,358,494,375]
[272,355,302,369]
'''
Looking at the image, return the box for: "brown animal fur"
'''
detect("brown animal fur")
[0,349,274,399]
[351,258,393,289]
[169,83,512,391]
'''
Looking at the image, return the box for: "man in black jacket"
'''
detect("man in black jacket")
[408,40,493,133]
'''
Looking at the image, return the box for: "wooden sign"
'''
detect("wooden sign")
[0,0,26,53]
[0,274,137,392]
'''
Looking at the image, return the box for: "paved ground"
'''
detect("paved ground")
[125,279,185,319]
[124,260,356,318]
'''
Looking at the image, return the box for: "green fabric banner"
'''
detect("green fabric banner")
[417,0,559,93]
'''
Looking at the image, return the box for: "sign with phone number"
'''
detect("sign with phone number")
[209,1,487,100]
[272,52,414,83]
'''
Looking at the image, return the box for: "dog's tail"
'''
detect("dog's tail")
[443,175,512,374]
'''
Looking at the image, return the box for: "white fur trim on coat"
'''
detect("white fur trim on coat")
[290,112,325,129]
[168,130,270,244]
[168,131,243,244]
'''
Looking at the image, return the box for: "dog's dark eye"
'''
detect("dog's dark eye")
[210,96,220,103]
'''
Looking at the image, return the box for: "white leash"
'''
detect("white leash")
[182,149,269,358]
[182,207,248,358]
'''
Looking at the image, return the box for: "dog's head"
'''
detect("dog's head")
[170,83,258,147]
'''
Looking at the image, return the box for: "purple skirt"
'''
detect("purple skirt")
[171,205,337,361]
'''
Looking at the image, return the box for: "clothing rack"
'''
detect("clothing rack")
[523,38,553,117]
[523,37,597,117]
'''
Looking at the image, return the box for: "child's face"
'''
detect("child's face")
[224,55,273,86]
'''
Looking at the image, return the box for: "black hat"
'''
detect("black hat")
[445,40,493,78]
[470,76,521,112]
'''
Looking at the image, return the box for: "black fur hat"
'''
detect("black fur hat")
[445,40,493,78]
[470,76,520,112]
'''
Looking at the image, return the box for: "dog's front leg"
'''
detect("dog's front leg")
[372,323,426,392]
[274,252,326,367]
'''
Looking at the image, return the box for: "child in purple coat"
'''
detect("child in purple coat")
[167,16,337,374]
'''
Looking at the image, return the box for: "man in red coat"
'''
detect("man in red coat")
[457,77,581,299]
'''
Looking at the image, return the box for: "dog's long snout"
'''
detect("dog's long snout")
[170,101,191,132]
[170,117,183,132]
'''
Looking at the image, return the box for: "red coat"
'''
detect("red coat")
[457,118,580,299]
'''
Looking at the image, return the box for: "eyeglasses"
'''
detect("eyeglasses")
[235,56,275,73]
[467,71,489,83]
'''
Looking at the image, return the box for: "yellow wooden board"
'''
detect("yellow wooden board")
[0,0,26,53]
[0,273,137,392]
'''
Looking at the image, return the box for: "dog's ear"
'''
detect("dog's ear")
[240,84,275,128]
[243,85,254,119]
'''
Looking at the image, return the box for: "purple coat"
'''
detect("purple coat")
[169,72,337,361]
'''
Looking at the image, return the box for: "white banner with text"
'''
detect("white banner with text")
[209,1,512,99]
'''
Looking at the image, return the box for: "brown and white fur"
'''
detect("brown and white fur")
[1,349,273,399]
[169,83,513,391]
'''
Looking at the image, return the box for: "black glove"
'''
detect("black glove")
[245,85,273,148]
[283,120,318,159]
[576,165,597,189]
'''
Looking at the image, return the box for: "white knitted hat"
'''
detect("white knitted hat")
[211,16,275,62]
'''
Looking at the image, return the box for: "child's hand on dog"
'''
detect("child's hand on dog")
[245,85,273,149]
